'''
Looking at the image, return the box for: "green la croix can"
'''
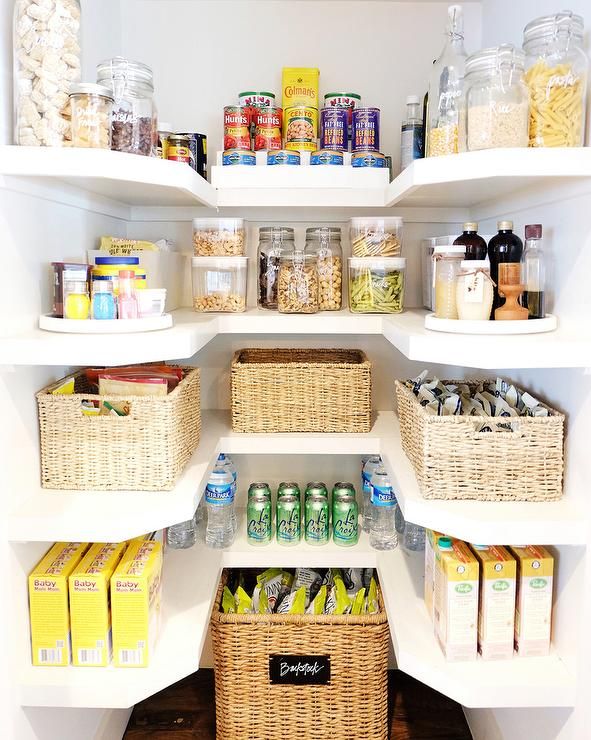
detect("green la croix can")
[305,494,330,546]
[305,481,329,500]
[248,482,272,500]
[247,491,272,546]
[332,481,356,501]
[278,482,301,502]
[332,494,359,547]
[276,494,301,546]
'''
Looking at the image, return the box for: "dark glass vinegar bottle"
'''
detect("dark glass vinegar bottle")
[488,220,523,317]
[453,222,487,260]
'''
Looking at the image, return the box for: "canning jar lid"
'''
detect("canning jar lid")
[259,226,295,241]
[95,256,140,265]
[280,251,316,263]
[350,217,403,230]
[305,227,342,238]
[191,257,248,267]
[193,218,244,229]
[69,83,114,101]
[349,257,406,269]
[97,57,154,90]
[523,11,584,45]
[465,45,525,76]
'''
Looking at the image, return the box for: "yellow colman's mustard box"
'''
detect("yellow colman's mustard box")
[69,542,127,667]
[29,542,89,666]
[111,540,163,668]
[282,67,320,111]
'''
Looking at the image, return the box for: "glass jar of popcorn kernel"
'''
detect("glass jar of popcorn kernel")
[13,0,82,146]
[69,84,114,149]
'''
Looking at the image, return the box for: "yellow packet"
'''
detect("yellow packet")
[351,588,366,615]
[50,376,75,395]
[100,236,159,255]
[366,577,379,614]
[306,585,327,615]
[222,586,236,614]
[235,586,253,614]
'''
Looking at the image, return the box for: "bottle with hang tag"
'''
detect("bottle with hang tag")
[456,260,494,320]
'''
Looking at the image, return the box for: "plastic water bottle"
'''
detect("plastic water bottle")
[167,514,197,549]
[205,464,235,549]
[395,505,406,535]
[369,466,398,551]
[403,522,426,552]
[361,456,382,534]
[217,453,238,533]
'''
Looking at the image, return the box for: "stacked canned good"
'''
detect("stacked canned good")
[246,481,360,548]
[156,123,207,179]
[222,91,282,165]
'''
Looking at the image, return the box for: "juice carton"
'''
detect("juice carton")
[28,542,89,666]
[111,540,163,667]
[471,545,516,660]
[282,67,320,111]
[510,545,554,657]
[434,538,479,661]
[69,542,127,666]
[424,529,443,621]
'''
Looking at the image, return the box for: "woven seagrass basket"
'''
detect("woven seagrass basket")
[395,379,564,502]
[37,367,200,491]
[231,348,372,433]
[210,571,389,740]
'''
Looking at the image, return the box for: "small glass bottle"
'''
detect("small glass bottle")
[453,222,487,260]
[64,281,90,320]
[305,227,342,311]
[434,254,463,319]
[400,95,424,170]
[92,280,117,320]
[117,270,138,319]
[488,220,524,316]
[257,227,295,309]
[278,251,319,314]
[522,224,546,319]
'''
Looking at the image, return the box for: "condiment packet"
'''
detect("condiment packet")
[235,586,253,614]
[366,578,379,614]
[324,573,351,615]
[222,586,235,614]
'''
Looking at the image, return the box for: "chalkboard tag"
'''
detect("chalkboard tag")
[269,655,331,685]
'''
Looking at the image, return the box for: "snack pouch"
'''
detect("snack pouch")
[235,586,253,614]
[351,588,366,615]
[222,586,236,614]
[306,585,327,615]
[325,574,351,615]
[277,586,306,615]
[293,567,323,606]
[253,568,293,612]
[342,568,364,596]
[366,578,379,614]
[322,568,342,588]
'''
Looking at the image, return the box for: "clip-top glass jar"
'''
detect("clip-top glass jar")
[434,253,463,319]
[305,227,343,311]
[13,0,81,146]
[258,227,295,309]
[96,57,157,156]
[523,11,588,147]
[278,251,319,314]
[461,45,529,151]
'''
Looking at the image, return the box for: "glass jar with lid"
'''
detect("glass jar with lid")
[69,84,114,149]
[304,227,342,311]
[434,253,463,319]
[455,260,494,321]
[13,0,81,146]
[258,227,295,309]
[523,11,588,147]
[96,57,157,156]
[278,251,319,314]
[461,45,529,152]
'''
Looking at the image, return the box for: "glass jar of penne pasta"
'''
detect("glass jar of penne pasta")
[523,11,588,148]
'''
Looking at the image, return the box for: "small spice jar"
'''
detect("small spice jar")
[258,227,295,309]
[305,227,342,311]
[92,280,117,320]
[64,281,90,320]
[434,253,463,319]
[278,251,319,314]
[69,83,114,149]
[455,260,494,320]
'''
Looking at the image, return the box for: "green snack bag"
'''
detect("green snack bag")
[258,588,270,614]
[334,574,351,615]
[222,586,236,614]
[276,586,306,614]
[351,588,366,615]
[322,568,342,588]
[366,577,379,614]
[235,586,253,614]
[306,584,327,615]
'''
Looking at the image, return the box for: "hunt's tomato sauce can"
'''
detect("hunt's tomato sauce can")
[352,107,380,152]
[224,106,251,151]
[254,107,282,151]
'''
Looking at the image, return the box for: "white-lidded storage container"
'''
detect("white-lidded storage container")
[349,217,403,257]
[191,256,248,312]
[348,256,406,313]
[193,218,246,256]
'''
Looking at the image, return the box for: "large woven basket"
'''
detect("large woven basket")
[37,367,200,491]
[210,572,389,740]
[231,348,371,433]
[395,379,564,501]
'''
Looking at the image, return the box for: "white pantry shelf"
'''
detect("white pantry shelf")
[2,308,591,369]
[379,549,576,708]
[8,411,586,545]
[19,545,222,709]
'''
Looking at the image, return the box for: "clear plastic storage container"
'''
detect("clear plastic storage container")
[349,218,403,258]
[349,257,406,313]
[192,257,247,313]
[193,218,245,256]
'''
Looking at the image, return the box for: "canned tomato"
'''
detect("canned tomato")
[351,151,386,168]
[284,105,318,152]
[239,92,277,134]
[320,108,348,151]
[224,105,251,151]
[324,92,361,134]
[352,107,380,152]
[310,149,344,166]
[167,135,193,165]
[176,131,207,179]
[254,108,282,151]
[267,149,300,165]
[223,149,256,166]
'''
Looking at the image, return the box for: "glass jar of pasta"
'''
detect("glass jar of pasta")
[304,227,342,311]
[461,45,529,151]
[523,11,588,147]
[278,251,319,314]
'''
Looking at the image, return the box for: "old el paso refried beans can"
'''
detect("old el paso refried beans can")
[284,105,318,152]
[352,107,380,152]
[320,107,348,151]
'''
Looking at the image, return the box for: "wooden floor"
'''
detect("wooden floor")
[125,669,472,739]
